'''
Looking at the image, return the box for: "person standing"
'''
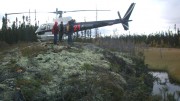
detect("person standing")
[52,21,59,44]
[67,20,74,45]
[59,21,64,42]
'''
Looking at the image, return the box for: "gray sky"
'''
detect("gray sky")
[0,0,180,35]
[161,0,180,24]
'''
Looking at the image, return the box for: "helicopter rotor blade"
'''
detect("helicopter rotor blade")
[63,10,110,13]
[48,9,110,18]
[6,12,28,15]
[6,9,110,16]
[6,11,37,15]
[49,10,110,14]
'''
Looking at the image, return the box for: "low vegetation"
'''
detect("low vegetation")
[20,43,48,57]
[0,42,155,101]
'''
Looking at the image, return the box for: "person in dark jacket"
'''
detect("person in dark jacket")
[52,21,59,44]
[67,20,74,45]
[59,21,64,42]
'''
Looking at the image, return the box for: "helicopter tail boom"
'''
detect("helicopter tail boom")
[119,2,135,30]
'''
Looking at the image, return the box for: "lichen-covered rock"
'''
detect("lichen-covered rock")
[0,42,153,101]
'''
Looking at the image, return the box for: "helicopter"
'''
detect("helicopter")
[35,2,135,41]
[35,9,110,41]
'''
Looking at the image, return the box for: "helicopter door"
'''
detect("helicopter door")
[47,24,51,30]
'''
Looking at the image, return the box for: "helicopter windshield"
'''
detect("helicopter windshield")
[40,24,46,30]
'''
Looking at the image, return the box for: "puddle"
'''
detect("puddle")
[150,72,180,100]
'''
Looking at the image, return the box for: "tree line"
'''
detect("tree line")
[145,30,180,48]
[0,16,38,44]
[95,29,180,49]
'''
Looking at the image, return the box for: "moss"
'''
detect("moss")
[1,91,14,101]
[10,59,17,64]
[148,95,162,101]
[14,68,52,100]
[67,46,83,53]
[0,42,156,100]
[16,78,41,101]
[5,59,25,74]
[62,71,125,101]
[103,50,128,73]
[109,63,121,73]
[0,55,4,62]
[5,59,16,69]
[92,71,125,101]
[113,52,133,64]
[20,45,47,57]
[16,78,40,88]
[16,57,28,67]
[81,63,93,71]
[10,64,26,73]
[34,71,53,84]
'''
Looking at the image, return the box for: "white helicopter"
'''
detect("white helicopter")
[36,16,72,41]
[35,3,135,41]
[35,8,112,41]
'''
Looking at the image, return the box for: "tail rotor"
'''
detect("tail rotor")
[118,3,135,30]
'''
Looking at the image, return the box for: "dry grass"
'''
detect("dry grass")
[0,42,48,59]
[20,44,47,57]
[144,47,180,82]
[0,42,35,52]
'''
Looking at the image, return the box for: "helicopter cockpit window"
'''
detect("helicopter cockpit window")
[40,24,46,30]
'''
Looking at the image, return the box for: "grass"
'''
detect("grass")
[143,47,180,83]
[20,45,47,57]
[0,42,42,56]
[17,42,46,56]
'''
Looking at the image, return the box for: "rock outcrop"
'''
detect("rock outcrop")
[0,42,153,101]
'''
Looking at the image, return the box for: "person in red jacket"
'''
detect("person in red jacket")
[52,21,59,44]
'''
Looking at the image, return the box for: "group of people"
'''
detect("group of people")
[52,20,74,45]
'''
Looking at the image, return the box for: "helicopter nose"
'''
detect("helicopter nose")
[35,28,40,34]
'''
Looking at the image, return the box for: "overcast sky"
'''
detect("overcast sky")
[0,0,180,35]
